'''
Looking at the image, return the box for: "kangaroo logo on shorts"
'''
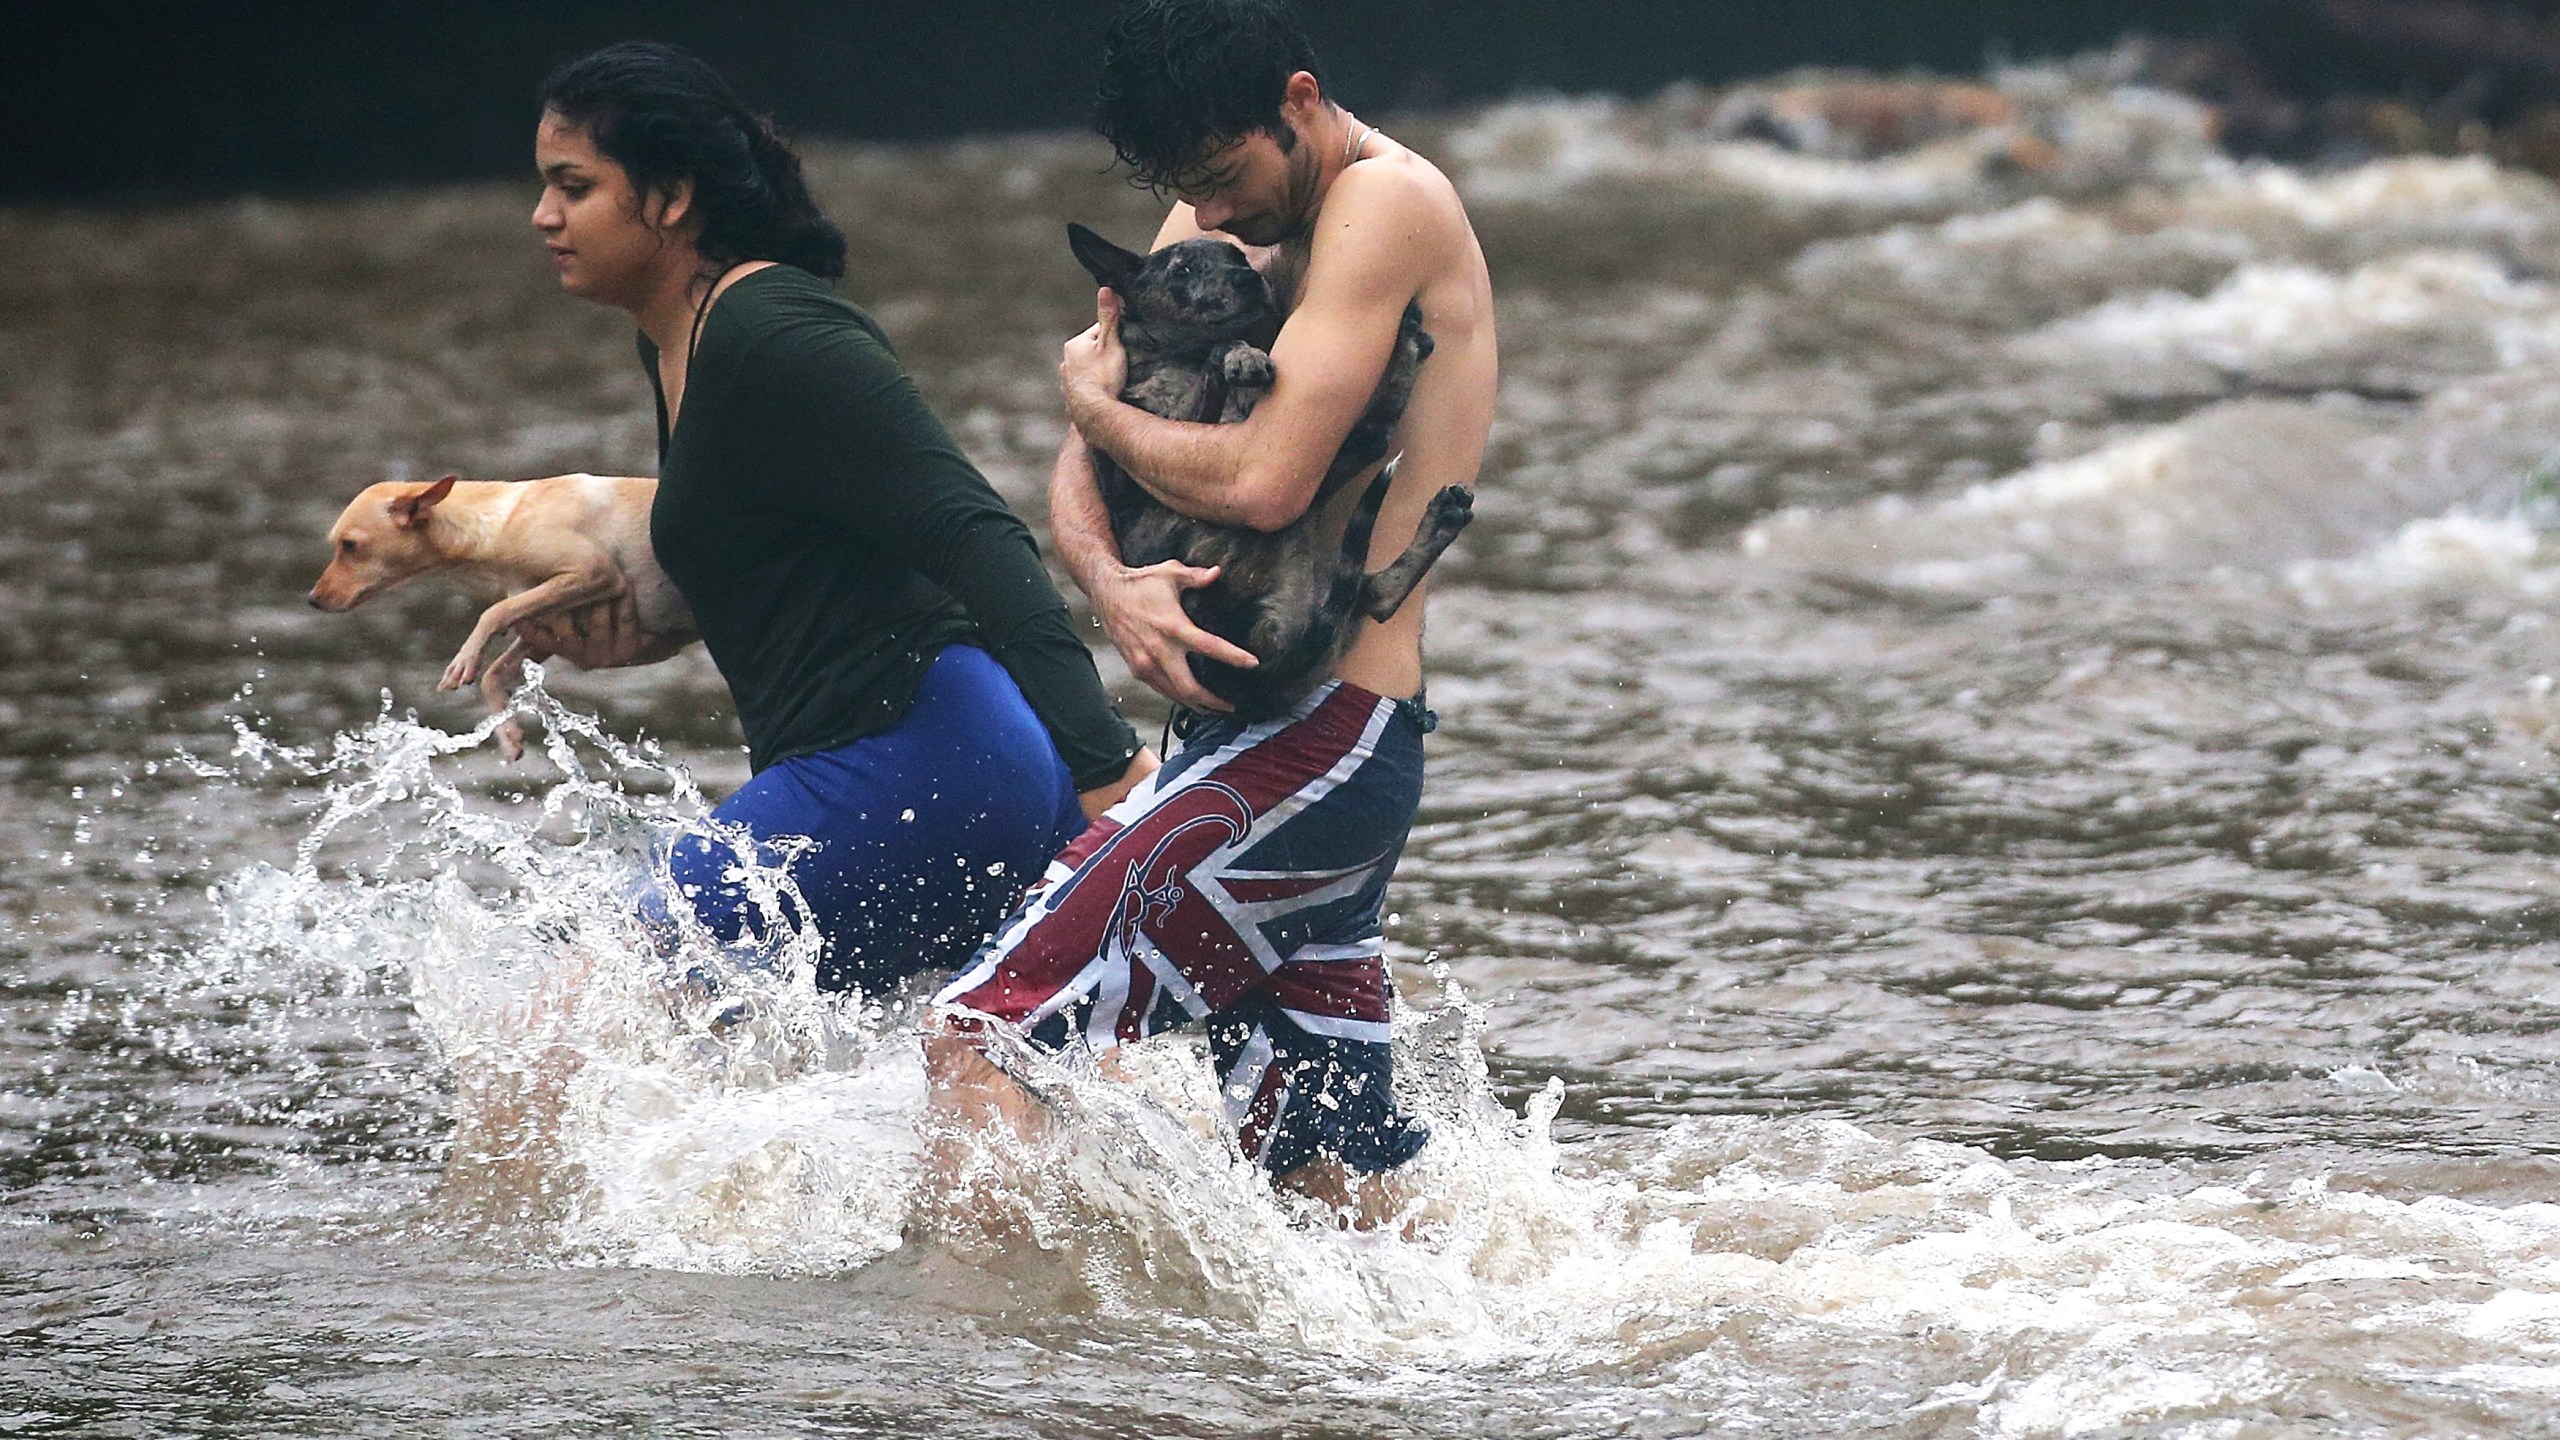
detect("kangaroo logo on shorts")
[1083,780,1258,1005]
[1108,781,1252,929]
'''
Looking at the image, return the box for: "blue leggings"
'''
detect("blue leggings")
[646,644,1087,994]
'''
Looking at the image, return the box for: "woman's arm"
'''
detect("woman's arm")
[738,319,1141,793]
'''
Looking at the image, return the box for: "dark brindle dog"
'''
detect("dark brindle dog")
[1067,223,1474,721]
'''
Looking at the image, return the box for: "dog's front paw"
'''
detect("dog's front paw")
[440,652,480,691]
[495,716,527,762]
[1222,344,1276,389]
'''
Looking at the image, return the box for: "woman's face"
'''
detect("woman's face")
[531,111,690,310]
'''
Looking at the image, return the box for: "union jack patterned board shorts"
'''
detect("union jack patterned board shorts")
[935,679,1433,1176]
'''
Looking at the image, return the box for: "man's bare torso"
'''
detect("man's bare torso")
[1179,133,1498,701]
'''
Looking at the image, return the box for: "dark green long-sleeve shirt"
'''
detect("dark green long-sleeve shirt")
[642,264,1139,789]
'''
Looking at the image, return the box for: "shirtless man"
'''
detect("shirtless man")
[929,0,1497,1218]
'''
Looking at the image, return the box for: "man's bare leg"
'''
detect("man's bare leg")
[1276,1155,1415,1232]
[921,1020,1051,1151]
[919,1016,1159,1150]
[915,1017,1062,1252]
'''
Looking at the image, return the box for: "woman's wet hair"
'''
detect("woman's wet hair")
[1095,0,1329,190]
[540,41,847,281]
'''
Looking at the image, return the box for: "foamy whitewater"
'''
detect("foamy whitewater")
[16,55,2560,1437]
[118,683,2560,1430]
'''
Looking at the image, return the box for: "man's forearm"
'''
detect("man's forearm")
[1048,432,1127,599]
[1046,426,1257,712]
[1068,382,1304,532]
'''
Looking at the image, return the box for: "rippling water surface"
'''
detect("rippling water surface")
[14,58,2560,1436]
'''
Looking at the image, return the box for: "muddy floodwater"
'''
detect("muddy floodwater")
[18,57,2560,1437]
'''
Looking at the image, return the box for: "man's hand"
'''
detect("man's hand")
[1059,287,1129,424]
[1077,747,1160,822]
[1089,558,1257,713]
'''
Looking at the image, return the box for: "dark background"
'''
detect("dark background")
[7,0,2560,201]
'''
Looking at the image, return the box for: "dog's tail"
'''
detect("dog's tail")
[1286,452,1399,669]
[1208,456,1404,720]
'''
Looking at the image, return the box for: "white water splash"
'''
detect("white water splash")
[113,678,2560,1433]
[2199,154,2560,241]
[148,674,913,1258]
[2288,510,2560,606]
[1737,402,2398,588]
[2019,249,2560,385]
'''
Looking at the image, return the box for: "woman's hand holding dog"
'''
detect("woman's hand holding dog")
[509,592,655,670]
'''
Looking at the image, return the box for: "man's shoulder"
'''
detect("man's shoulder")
[1319,148,1475,265]
[1344,146,1462,208]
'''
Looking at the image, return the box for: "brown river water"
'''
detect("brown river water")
[15,57,2560,1437]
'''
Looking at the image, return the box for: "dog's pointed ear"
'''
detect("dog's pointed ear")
[1067,223,1144,292]
[391,474,456,529]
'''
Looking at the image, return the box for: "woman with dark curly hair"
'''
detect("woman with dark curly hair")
[531,42,1152,994]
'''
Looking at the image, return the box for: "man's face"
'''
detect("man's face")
[1166,123,1321,248]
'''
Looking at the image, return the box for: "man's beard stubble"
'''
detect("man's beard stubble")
[1225,125,1322,248]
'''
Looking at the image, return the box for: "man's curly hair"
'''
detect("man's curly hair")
[1095,0,1330,188]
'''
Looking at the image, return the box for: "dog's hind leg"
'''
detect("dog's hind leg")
[479,637,534,762]
[442,570,618,692]
[1360,485,1475,622]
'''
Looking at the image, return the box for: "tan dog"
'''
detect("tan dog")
[308,474,697,758]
